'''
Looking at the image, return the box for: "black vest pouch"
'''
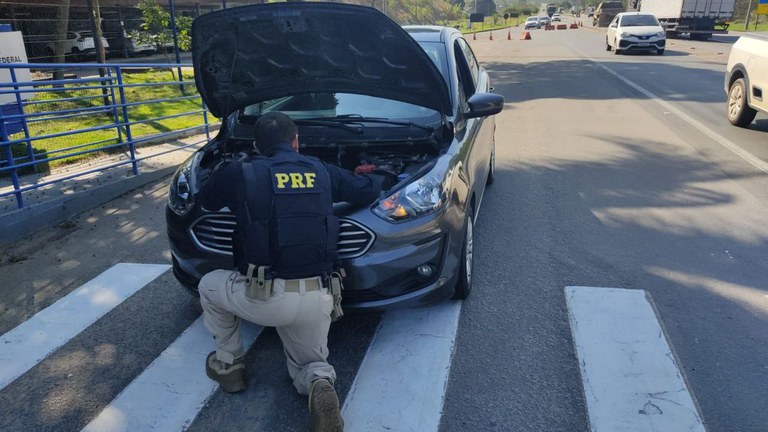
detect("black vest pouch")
[275,215,326,268]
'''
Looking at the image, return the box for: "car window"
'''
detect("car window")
[417,42,449,80]
[456,38,479,89]
[453,41,476,99]
[620,14,659,27]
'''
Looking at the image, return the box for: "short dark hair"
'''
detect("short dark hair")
[254,111,297,155]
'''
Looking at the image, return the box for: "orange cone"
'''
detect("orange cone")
[490,32,493,40]
[507,30,511,40]
[520,31,532,40]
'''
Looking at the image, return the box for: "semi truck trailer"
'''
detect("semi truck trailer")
[638,0,734,40]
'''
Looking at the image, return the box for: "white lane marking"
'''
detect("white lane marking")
[0,263,169,391]
[574,48,768,175]
[82,318,262,432]
[342,301,462,432]
[565,286,706,432]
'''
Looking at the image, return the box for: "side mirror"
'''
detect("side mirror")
[610,23,617,28]
[465,93,504,119]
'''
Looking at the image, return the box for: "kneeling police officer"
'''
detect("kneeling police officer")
[197,111,382,432]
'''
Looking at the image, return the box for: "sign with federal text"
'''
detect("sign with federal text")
[0,31,33,104]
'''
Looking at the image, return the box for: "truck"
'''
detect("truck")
[546,4,557,17]
[638,0,734,40]
[725,33,768,127]
[592,2,625,27]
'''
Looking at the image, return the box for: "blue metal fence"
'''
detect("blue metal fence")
[0,62,211,210]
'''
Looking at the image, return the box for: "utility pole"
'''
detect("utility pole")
[745,0,753,30]
[86,0,110,106]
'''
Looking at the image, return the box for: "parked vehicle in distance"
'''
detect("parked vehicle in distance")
[552,14,562,22]
[638,0,734,40]
[725,33,768,127]
[45,30,109,59]
[606,12,666,55]
[593,1,624,27]
[525,16,541,29]
[167,3,504,311]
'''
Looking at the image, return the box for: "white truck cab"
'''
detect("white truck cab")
[725,33,768,127]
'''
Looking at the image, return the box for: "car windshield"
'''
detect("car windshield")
[416,41,449,79]
[243,93,440,123]
[621,15,659,27]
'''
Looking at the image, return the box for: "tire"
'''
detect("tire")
[656,49,665,55]
[727,78,757,127]
[486,139,495,185]
[606,38,612,51]
[452,205,474,300]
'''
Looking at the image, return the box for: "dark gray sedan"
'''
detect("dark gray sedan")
[166,3,503,311]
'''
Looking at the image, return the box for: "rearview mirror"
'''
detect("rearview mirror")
[465,93,504,119]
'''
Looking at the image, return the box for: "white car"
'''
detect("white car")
[46,30,109,58]
[552,14,562,22]
[725,33,768,127]
[606,12,666,55]
[524,16,541,30]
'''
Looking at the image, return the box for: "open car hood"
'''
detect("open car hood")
[192,3,451,118]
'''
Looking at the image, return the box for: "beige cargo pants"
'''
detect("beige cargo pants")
[198,269,336,395]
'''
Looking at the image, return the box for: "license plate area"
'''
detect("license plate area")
[638,42,650,47]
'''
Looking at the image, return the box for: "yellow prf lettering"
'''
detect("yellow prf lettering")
[275,173,290,188]
[290,173,305,188]
[304,172,316,188]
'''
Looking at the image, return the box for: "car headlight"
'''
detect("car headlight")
[168,153,199,216]
[620,32,632,38]
[655,31,665,38]
[373,173,447,222]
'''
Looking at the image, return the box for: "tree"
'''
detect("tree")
[130,0,192,53]
[52,0,70,82]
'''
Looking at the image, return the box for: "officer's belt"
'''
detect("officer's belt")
[282,278,324,293]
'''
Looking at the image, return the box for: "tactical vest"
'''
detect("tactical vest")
[236,151,338,279]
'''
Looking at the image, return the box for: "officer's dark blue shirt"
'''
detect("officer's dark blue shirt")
[199,146,383,277]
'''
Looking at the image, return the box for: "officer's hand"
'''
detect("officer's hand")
[354,164,377,174]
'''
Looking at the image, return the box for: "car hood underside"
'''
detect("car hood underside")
[191,2,451,118]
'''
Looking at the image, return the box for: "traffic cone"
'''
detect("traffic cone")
[507,30,511,40]
[520,31,532,40]
[490,32,493,40]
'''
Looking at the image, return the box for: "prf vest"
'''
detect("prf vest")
[235,150,339,279]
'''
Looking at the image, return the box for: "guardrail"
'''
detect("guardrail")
[0,62,211,210]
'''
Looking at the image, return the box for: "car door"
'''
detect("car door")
[607,15,620,46]
[454,37,492,200]
[748,54,768,113]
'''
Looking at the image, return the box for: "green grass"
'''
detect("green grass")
[728,20,768,32]
[10,68,208,171]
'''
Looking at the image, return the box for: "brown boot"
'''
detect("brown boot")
[205,351,246,393]
[308,379,344,432]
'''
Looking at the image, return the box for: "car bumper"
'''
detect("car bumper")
[166,201,466,311]
[618,38,666,51]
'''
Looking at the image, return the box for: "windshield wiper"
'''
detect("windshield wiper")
[303,115,436,132]
[293,119,364,134]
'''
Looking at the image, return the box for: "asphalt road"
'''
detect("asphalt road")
[1,23,767,432]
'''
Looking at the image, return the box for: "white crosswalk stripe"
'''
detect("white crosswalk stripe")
[0,263,169,392]
[82,318,263,432]
[0,263,465,432]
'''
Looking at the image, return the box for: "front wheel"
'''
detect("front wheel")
[606,38,612,51]
[727,78,757,127]
[452,206,474,300]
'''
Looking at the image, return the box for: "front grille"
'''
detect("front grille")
[189,213,375,259]
[189,213,236,255]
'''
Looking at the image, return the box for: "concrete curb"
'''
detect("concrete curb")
[0,165,176,246]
